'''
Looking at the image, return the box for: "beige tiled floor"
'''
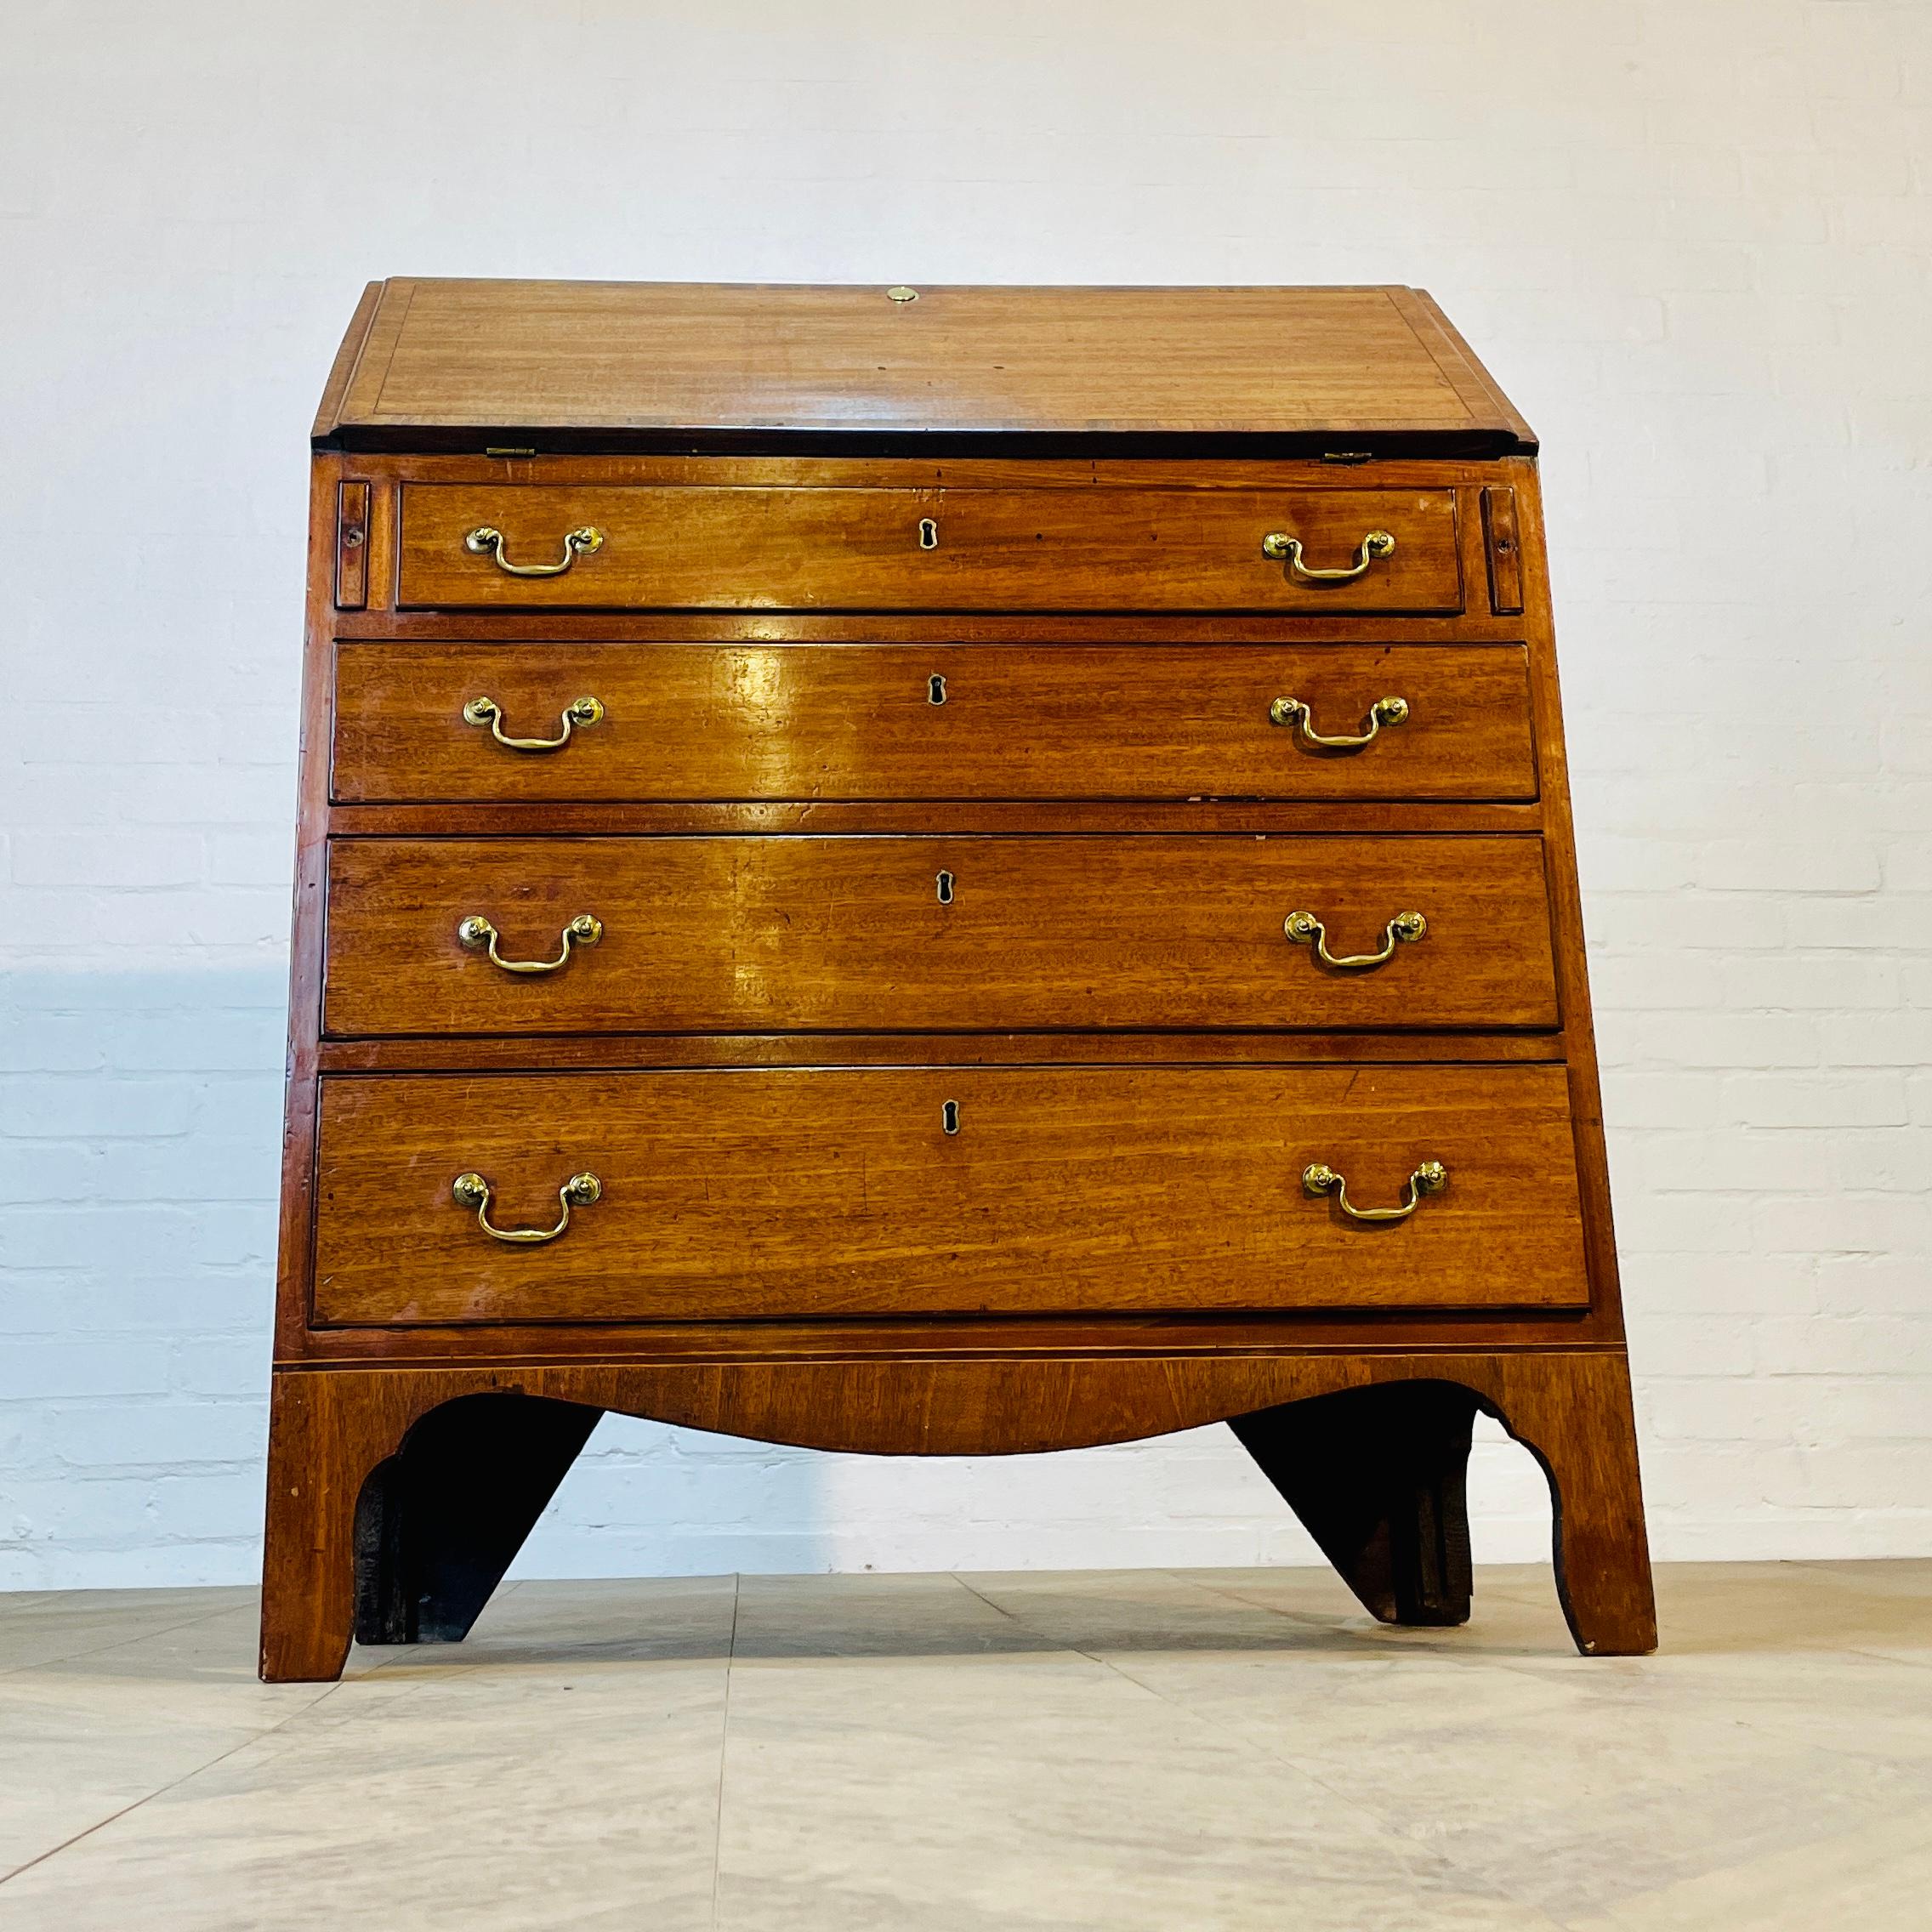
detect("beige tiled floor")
[1,1563,1928,1929]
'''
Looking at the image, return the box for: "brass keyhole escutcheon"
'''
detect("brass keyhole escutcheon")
[941,1100,961,1135]
[929,673,947,705]
[918,517,940,550]
[936,870,955,905]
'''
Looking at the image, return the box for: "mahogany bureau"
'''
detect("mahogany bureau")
[260,280,1657,1680]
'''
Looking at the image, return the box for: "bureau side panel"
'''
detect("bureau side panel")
[272,457,338,1360]
[1508,458,1628,1344]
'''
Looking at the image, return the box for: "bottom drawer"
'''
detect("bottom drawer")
[311,1065,1591,1326]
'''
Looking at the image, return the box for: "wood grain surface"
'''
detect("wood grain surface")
[395,484,1463,612]
[261,1348,1650,1681]
[320,833,1560,1036]
[310,1064,1589,1326]
[331,641,1537,805]
[264,292,1655,1685]
[321,281,1530,450]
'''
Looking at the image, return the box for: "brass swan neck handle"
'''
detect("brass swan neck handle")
[452,1170,602,1245]
[1261,527,1395,582]
[463,525,605,577]
[1303,1160,1448,1224]
[1283,908,1426,970]
[1270,694,1409,749]
[457,912,603,975]
[463,694,605,752]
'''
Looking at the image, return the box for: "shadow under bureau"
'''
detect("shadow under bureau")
[261,280,1657,1679]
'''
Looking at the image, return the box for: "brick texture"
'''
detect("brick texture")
[3,0,1929,1587]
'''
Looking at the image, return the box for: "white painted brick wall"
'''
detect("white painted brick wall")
[3,0,1929,1588]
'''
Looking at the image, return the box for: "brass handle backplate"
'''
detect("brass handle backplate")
[1261,528,1396,582]
[457,912,603,975]
[463,694,605,752]
[1284,908,1426,970]
[452,1169,602,1245]
[1270,694,1409,749]
[463,525,605,577]
[1303,1160,1448,1224]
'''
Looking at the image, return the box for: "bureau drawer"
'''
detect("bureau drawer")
[321,834,1558,1035]
[310,1065,1589,1325]
[395,486,1463,612]
[332,643,1537,804]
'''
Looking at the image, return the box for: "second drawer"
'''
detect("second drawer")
[332,642,1537,805]
[321,834,1559,1035]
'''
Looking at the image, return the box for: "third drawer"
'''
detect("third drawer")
[321,833,1560,1035]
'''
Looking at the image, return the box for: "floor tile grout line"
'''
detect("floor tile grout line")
[1182,1570,1599,1677]
[3,1615,530,1888]
[952,1571,1322,1773]
[1,1595,267,1681]
[710,1572,741,1931]
[947,1575,1533,1913]
[1789,1560,1919,1582]
[1178,1570,1499,1661]
[1180,1569,1366,1632]
[0,1677,349,1889]
[1846,1642,1932,1674]
[1138,1577,1660,1928]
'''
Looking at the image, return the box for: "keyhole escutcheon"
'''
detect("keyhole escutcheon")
[935,869,955,904]
[928,673,947,705]
[918,517,940,550]
[941,1100,961,1135]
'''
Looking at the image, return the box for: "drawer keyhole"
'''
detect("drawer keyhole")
[918,517,940,550]
[928,673,947,705]
[941,1100,961,1135]
[935,869,955,905]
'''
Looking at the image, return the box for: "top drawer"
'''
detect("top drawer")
[395,485,1463,613]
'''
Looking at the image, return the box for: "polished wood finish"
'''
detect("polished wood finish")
[1482,484,1524,618]
[332,642,1538,805]
[333,480,368,611]
[321,834,1560,1036]
[332,798,1545,838]
[261,1350,1652,1684]
[315,1029,1567,1072]
[319,281,1533,453]
[264,284,1652,1680]
[397,483,1463,613]
[310,1065,1589,1327]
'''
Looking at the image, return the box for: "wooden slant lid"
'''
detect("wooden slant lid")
[315,279,1533,457]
